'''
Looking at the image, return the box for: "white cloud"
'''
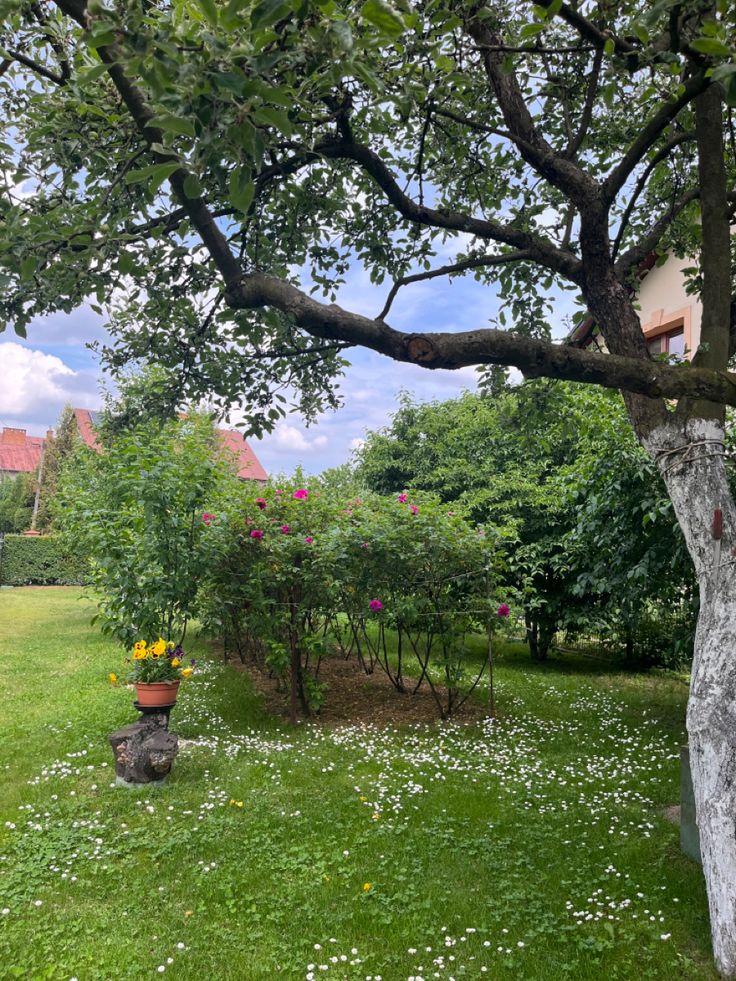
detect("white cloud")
[268,424,329,455]
[0,342,75,414]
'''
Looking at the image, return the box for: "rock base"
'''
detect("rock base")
[109,713,178,784]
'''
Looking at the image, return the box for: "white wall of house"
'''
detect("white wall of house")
[636,254,702,358]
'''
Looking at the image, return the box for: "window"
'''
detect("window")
[647,326,685,359]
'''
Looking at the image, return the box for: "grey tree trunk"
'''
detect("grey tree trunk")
[644,417,736,977]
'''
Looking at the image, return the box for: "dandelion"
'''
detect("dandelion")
[362,883,372,892]
[108,673,117,684]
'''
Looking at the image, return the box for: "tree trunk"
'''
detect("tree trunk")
[644,417,736,976]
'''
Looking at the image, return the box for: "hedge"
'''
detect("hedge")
[0,534,88,586]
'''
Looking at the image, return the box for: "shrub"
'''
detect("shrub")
[0,534,88,586]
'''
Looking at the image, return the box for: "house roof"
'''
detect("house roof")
[0,428,47,475]
[72,408,268,482]
[216,427,268,482]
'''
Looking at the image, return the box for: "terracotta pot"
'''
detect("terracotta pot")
[135,681,180,707]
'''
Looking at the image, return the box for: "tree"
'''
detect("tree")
[2,0,736,970]
[57,412,236,646]
[357,384,697,661]
[35,404,80,531]
[0,474,35,533]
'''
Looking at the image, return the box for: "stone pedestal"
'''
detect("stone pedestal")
[109,707,179,785]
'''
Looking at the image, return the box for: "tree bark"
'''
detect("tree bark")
[643,416,736,976]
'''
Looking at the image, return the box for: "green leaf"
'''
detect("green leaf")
[20,256,37,282]
[125,161,180,193]
[229,166,255,214]
[603,37,615,57]
[253,106,293,136]
[360,0,406,38]
[148,114,196,137]
[13,322,27,338]
[251,0,293,31]
[117,251,135,275]
[183,173,203,198]
[197,0,219,26]
[690,37,732,57]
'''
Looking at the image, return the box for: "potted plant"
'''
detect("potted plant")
[127,638,194,706]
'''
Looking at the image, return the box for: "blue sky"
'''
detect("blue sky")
[0,261,581,476]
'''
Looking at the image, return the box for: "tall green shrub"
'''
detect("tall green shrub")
[56,413,238,646]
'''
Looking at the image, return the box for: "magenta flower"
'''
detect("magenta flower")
[409,504,419,515]
[280,524,290,534]
[369,599,383,612]
[360,542,369,549]
[201,512,215,526]
[397,493,408,503]
[249,529,264,540]
[292,488,309,500]
[305,536,314,544]
[255,497,267,510]
[275,489,283,495]
[497,603,510,618]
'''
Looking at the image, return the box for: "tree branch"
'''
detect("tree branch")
[4,47,67,85]
[378,250,532,320]
[614,186,700,279]
[611,130,695,261]
[318,138,583,282]
[223,269,736,407]
[564,46,603,160]
[603,72,709,204]
[464,16,598,210]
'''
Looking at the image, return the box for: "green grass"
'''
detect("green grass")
[0,587,716,980]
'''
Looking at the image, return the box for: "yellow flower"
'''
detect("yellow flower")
[362,883,372,892]
[133,640,147,653]
[108,673,118,684]
[181,667,193,679]
[229,799,244,808]
[171,658,181,668]
[152,639,166,657]
[133,649,147,661]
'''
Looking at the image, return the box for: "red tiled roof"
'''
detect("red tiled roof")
[0,429,46,475]
[216,427,268,482]
[72,408,268,482]
[73,408,102,451]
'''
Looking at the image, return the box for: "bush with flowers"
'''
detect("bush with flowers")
[198,476,511,720]
[126,638,195,684]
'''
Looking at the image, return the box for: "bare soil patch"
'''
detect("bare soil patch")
[227,653,490,728]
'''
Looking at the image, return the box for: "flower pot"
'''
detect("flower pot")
[135,681,180,707]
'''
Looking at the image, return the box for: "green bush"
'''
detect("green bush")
[0,534,88,586]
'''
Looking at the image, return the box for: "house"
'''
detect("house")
[72,408,268,483]
[0,427,52,481]
[568,253,701,359]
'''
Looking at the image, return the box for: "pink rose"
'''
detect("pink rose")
[360,542,369,549]
[249,529,264,540]
[280,525,290,534]
[305,536,314,544]
[201,512,215,526]
[255,498,267,510]
[397,493,408,503]
[498,603,510,618]
[369,599,383,612]
[409,504,419,515]
[292,488,309,500]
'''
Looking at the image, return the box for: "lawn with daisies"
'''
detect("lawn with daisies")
[0,587,717,980]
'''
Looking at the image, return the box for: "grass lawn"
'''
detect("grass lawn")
[0,587,716,981]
